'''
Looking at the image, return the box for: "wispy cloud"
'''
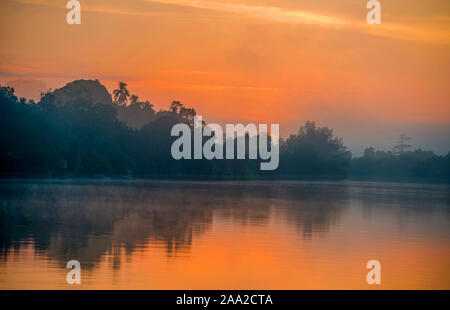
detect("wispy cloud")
[5,0,450,44]
[362,18,450,45]
[0,62,137,82]
[6,0,347,25]
[146,0,449,44]
[136,79,277,91]
[147,0,347,26]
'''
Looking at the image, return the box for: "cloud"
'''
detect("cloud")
[146,0,347,25]
[360,17,450,45]
[145,0,449,44]
[6,0,449,44]
[135,79,276,91]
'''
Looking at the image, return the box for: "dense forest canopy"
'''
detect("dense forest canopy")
[1,80,448,182]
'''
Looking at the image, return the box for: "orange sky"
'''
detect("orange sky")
[0,0,449,154]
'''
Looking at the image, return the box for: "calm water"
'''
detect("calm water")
[0,179,449,289]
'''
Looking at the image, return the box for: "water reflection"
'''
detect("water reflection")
[0,181,347,266]
[0,180,448,289]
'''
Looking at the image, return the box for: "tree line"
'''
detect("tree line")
[0,80,448,182]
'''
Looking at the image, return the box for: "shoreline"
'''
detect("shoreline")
[0,174,448,185]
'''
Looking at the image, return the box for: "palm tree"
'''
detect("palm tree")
[140,100,154,111]
[169,100,182,113]
[129,94,139,106]
[113,82,130,106]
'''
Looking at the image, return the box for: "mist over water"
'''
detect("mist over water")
[0,180,449,289]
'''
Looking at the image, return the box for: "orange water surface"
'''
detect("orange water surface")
[0,180,449,289]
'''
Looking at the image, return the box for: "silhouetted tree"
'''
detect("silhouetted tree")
[279,121,351,177]
[1,80,448,182]
[129,94,139,106]
[113,82,130,106]
[350,147,449,180]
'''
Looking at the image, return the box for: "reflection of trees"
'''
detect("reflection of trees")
[0,181,349,268]
[351,182,450,223]
[0,182,216,268]
[271,182,350,239]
